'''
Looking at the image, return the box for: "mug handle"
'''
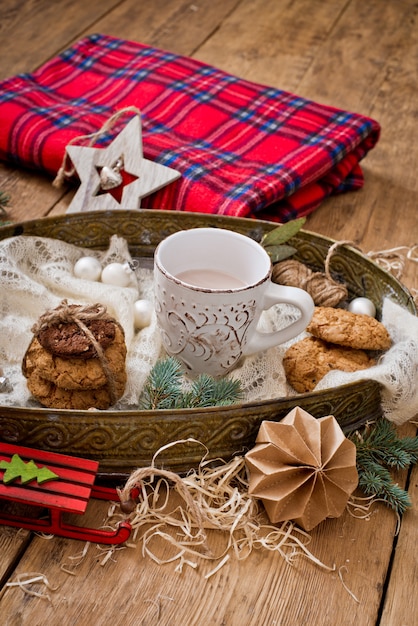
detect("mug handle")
[243,283,315,356]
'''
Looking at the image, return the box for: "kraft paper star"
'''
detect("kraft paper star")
[65,116,181,213]
[245,408,358,530]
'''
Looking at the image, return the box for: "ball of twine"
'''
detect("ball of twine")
[272,241,354,307]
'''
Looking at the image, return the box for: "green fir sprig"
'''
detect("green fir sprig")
[140,356,243,410]
[350,419,418,515]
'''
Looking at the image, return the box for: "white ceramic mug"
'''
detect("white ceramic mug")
[154,228,314,377]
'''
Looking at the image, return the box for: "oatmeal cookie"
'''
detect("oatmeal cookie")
[25,371,124,410]
[306,306,391,350]
[283,336,376,393]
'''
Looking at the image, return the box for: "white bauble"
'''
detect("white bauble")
[133,299,153,330]
[73,256,102,281]
[101,262,133,288]
[348,297,376,318]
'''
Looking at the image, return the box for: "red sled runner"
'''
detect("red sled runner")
[0,442,131,544]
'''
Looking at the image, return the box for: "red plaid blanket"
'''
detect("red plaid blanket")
[0,34,380,221]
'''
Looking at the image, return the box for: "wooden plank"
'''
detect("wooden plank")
[380,460,418,625]
[193,0,350,92]
[0,496,403,625]
[295,0,417,110]
[303,0,418,261]
[0,0,121,80]
[0,525,31,585]
[0,163,66,222]
[82,0,243,57]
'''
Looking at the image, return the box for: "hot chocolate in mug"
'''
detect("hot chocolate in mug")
[154,228,314,377]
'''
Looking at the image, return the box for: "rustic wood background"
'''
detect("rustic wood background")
[0,1,417,625]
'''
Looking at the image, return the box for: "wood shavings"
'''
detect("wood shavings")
[5,572,59,601]
[114,439,334,575]
[96,543,127,566]
[338,566,360,604]
[347,495,402,535]
[144,594,174,620]
[60,541,90,575]
[205,554,230,579]
[367,244,418,280]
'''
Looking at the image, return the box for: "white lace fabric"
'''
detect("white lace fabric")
[0,234,416,425]
[313,298,418,425]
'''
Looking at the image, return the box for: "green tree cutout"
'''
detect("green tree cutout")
[0,454,59,485]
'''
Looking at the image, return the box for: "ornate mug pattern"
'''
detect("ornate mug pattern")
[155,282,257,375]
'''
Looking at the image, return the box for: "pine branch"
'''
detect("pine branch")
[350,419,418,515]
[357,464,412,515]
[140,357,184,409]
[140,357,243,410]
[181,374,242,408]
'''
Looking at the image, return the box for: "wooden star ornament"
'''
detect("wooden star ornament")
[65,116,181,213]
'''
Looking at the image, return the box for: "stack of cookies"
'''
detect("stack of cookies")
[22,302,127,410]
[283,306,391,393]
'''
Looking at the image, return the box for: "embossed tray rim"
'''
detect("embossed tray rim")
[0,210,416,477]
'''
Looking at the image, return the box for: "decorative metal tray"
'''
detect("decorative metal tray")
[0,210,416,478]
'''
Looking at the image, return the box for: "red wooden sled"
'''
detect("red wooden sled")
[0,442,131,544]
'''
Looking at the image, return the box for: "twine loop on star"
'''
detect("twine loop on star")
[52,106,142,188]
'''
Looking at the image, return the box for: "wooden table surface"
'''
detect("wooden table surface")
[0,1,417,625]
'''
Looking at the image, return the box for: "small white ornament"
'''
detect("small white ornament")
[74,256,102,281]
[348,297,376,318]
[101,262,133,288]
[133,299,153,330]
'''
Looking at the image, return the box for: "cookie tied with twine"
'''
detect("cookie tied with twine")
[33,301,117,359]
[22,300,127,410]
[272,241,352,307]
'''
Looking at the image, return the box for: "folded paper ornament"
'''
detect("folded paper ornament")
[245,407,358,530]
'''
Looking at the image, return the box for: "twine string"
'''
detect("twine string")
[273,239,418,307]
[52,106,142,188]
[323,240,360,278]
[32,300,118,405]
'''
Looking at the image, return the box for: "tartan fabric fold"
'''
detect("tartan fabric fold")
[0,33,380,221]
